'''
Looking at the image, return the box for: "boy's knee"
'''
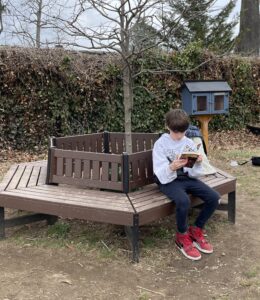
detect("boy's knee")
[176,197,190,211]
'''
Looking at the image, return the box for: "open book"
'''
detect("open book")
[180,152,199,168]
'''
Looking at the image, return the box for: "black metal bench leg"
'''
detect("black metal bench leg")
[124,214,139,263]
[228,191,236,224]
[0,207,5,239]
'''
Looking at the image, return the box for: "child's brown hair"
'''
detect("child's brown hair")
[165,109,190,132]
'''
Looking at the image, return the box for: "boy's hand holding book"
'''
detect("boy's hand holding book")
[169,157,188,171]
[179,152,202,168]
[167,152,203,171]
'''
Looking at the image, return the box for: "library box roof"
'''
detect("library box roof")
[183,80,232,93]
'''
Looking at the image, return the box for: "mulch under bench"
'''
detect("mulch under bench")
[0,160,236,262]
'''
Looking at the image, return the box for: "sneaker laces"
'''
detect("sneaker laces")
[193,228,207,244]
[180,234,194,250]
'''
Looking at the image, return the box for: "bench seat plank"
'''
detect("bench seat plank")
[1,161,47,193]
[18,187,133,209]
[1,188,133,211]
[27,166,41,187]
[17,165,34,189]
[38,166,47,185]
[6,165,26,190]
[128,170,236,225]
[0,190,134,226]
[27,186,130,204]
[0,164,19,192]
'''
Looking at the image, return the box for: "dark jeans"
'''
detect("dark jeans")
[159,176,220,233]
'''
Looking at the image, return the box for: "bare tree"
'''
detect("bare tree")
[4,0,64,47]
[0,0,6,35]
[237,0,260,55]
[52,1,236,152]
[52,0,178,153]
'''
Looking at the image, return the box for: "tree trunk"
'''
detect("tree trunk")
[123,64,133,154]
[0,1,4,35]
[237,0,260,55]
[36,0,43,48]
[120,0,133,154]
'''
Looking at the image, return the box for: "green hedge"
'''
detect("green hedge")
[0,46,259,150]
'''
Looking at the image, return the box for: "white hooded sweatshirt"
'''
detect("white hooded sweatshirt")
[152,133,203,184]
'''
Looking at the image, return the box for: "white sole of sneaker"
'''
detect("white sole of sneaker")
[193,242,213,254]
[175,244,202,261]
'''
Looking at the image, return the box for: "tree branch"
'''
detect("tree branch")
[133,44,236,78]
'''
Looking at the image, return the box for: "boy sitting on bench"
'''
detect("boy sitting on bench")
[153,109,220,261]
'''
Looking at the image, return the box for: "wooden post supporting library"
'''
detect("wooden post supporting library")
[195,115,213,153]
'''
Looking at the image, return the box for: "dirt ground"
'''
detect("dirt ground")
[0,129,259,300]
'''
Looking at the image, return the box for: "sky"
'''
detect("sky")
[0,0,242,47]
[217,0,241,14]
[216,0,241,33]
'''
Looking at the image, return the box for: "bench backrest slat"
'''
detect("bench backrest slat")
[55,133,103,152]
[92,160,100,180]
[111,162,119,182]
[129,150,154,190]
[83,160,91,179]
[109,133,160,153]
[74,159,82,178]
[109,133,124,154]
[102,161,109,181]
[48,148,124,191]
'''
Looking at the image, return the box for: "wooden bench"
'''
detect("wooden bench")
[0,133,236,262]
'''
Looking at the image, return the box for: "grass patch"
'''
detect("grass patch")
[152,227,173,239]
[142,236,157,248]
[11,234,68,249]
[47,222,71,239]
[212,294,230,300]
[138,293,150,300]
[223,149,259,160]
[210,148,260,200]
[78,230,104,246]
[244,266,260,279]
[8,220,128,261]
[239,266,260,290]
[97,247,117,260]
[140,221,174,250]
[211,149,259,162]
[239,279,254,287]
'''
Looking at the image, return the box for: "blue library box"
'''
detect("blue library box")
[181,80,232,115]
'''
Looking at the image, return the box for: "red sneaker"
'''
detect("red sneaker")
[175,232,201,260]
[202,229,207,237]
[189,226,213,254]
